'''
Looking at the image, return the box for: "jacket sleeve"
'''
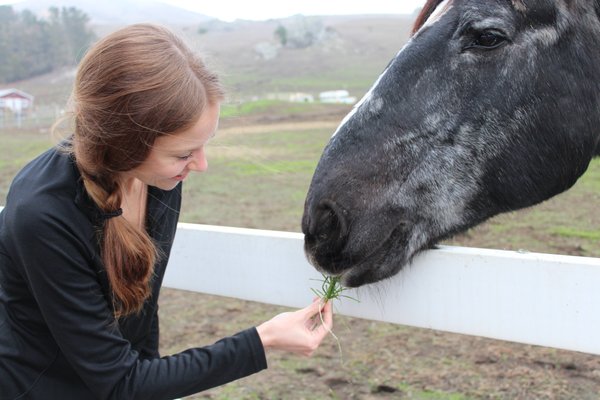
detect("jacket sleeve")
[139,306,160,359]
[10,201,267,400]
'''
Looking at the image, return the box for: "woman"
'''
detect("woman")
[0,23,333,399]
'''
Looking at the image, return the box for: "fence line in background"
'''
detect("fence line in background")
[0,104,63,131]
[165,223,600,355]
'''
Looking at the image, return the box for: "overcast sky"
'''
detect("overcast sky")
[164,0,427,21]
[1,0,428,22]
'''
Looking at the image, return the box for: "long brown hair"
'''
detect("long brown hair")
[70,23,224,318]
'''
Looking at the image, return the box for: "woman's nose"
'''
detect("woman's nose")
[189,149,208,172]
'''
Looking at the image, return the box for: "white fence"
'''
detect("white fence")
[165,223,600,355]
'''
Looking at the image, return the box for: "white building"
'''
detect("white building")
[319,90,356,104]
[0,88,34,113]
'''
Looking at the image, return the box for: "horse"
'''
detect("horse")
[302,0,600,288]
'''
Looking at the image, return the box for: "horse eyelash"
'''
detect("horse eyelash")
[462,29,509,51]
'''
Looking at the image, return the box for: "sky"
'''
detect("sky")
[164,0,427,21]
[1,0,428,22]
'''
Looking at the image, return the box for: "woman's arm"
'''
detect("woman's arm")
[138,304,160,359]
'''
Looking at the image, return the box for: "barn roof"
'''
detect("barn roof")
[0,88,34,100]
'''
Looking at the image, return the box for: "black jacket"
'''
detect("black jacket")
[0,147,267,399]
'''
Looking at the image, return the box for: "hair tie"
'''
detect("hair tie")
[100,208,123,220]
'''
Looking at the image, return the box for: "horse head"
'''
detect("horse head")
[302,0,600,287]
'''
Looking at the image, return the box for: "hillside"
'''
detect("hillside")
[2,14,416,108]
[191,15,415,100]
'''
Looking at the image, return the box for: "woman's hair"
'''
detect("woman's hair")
[69,23,224,318]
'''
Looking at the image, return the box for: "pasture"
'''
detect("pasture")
[1,109,599,399]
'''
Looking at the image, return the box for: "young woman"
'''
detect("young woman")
[0,23,333,399]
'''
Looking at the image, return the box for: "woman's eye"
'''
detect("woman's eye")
[177,153,193,160]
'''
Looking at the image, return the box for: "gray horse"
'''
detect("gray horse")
[302,0,600,287]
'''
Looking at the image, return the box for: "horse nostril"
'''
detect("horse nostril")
[308,199,349,254]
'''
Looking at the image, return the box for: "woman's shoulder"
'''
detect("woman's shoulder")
[0,146,99,279]
[13,145,75,194]
[4,146,84,233]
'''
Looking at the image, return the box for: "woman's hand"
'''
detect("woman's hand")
[256,298,333,357]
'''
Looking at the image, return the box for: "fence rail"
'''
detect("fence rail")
[165,223,600,355]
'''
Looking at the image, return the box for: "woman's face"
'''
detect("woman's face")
[128,103,220,191]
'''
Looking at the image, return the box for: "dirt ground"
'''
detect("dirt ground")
[158,287,600,400]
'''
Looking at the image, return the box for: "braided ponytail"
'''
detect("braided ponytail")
[70,24,224,318]
[79,170,158,318]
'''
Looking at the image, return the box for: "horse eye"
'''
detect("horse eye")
[469,31,506,49]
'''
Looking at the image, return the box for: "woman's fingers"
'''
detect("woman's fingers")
[257,298,335,356]
[304,300,334,356]
[302,298,333,335]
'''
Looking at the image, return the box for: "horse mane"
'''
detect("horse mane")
[411,0,446,35]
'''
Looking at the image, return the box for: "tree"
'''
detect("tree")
[59,7,95,62]
[273,16,325,49]
[0,5,96,83]
[274,25,287,46]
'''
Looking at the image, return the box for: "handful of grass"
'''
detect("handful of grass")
[311,275,353,302]
[310,274,358,360]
